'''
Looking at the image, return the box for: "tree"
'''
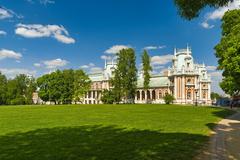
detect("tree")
[163,94,175,104]
[111,69,122,104]
[142,50,152,102]
[215,10,240,96]
[25,77,37,104]
[0,72,7,105]
[73,69,91,103]
[101,90,116,104]
[112,48,138,103]
[37,69,91,104]
[61,69,74,104]
[5,74,36,105]
[211,92,222,100]
[174,0,232,20]
[37,74,51,102]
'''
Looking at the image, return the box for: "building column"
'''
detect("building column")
[208,83,211,100]
[182,76,185,103]
[150,89,152,100]
[174,76,177,100]
[140,90,142,101]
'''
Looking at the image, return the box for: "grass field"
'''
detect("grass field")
[0,104,235,160]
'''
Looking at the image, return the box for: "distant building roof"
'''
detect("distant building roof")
[89,73,105,82]
[137,76,170,88]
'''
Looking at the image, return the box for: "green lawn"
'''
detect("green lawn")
[0,104,235,160]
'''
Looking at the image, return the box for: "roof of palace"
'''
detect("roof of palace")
[137,76,170,88]
[89,73,105,82]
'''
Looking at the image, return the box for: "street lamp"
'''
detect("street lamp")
[195,89,198,106]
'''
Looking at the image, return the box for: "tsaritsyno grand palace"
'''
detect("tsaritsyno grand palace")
[33,46,212,105]
[83,47,212,105]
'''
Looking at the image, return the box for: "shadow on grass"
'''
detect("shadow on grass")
[207,109,236,130]
[211,108,236,119]
[0,125,208,160]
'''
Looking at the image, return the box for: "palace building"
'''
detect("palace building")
[84,46,212,105]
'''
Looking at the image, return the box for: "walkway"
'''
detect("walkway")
[197,109,240,160]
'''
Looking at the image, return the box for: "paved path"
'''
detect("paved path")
[197,109,240,160]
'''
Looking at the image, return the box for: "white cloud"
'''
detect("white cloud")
[0,7,13,19]
[15,24,75,44]
[0,30,6,36]
[0,68,36,78]
[43,58,68,69]
[89,67,103,73]
[210,71,222,77]
[80,65,89,69]
[104,45,130,54]
[80,63,95,69]
[40,0,55,5]
[201,0,240,29]
[100,55,112,60]
[0,49,22,60]
[206,65,217,71]
[200,22,214,29]
[34,63,41,67]
[26,0,55,5]
[151,54,173,65]
[144,45,166,50]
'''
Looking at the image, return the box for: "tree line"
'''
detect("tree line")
[0,73,36,105]
[0,69,91,105]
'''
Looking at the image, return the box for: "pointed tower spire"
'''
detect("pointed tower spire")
[186,43,189,55]
[174,47,177,56]
[112,56,114,65]
[104,58,107,69]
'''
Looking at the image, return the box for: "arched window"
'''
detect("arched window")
[187,79,191,83]
[147,90,151,100]
[159,91,162,99]
[142,91,145,100]
[152,90,156,100]
[137,91,140,100]
[203,91,206,99]
[187,90,191,100]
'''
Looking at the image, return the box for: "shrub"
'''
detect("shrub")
[163,94,175,104]
[101,90,116,104]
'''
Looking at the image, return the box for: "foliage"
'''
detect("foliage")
[215,10,240,96]
[163,94,175,104]
[37,69,91,104]
[112,48,137,103]
[100,90,116,104]
[174,0,232,20]
[0,105,235,160]
[141,50,152,91]
[5,74,37,105]
[211,92,222,100]
[73,69,91,102]
[0,73,7,105]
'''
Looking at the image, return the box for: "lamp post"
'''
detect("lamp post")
[195,89,198,106]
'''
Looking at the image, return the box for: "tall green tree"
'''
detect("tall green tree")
[215,9,240,96]
[25,77,37,104]
[6,74,36,105]
[142,50,152,91]
[37,74,51,102]
[174,0,232,20]
[61,69,74,104]
[0,72,7,105]
[73,69,91,103]
[112,48,137,103]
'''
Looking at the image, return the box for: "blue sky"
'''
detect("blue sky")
[1,0,239,94]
